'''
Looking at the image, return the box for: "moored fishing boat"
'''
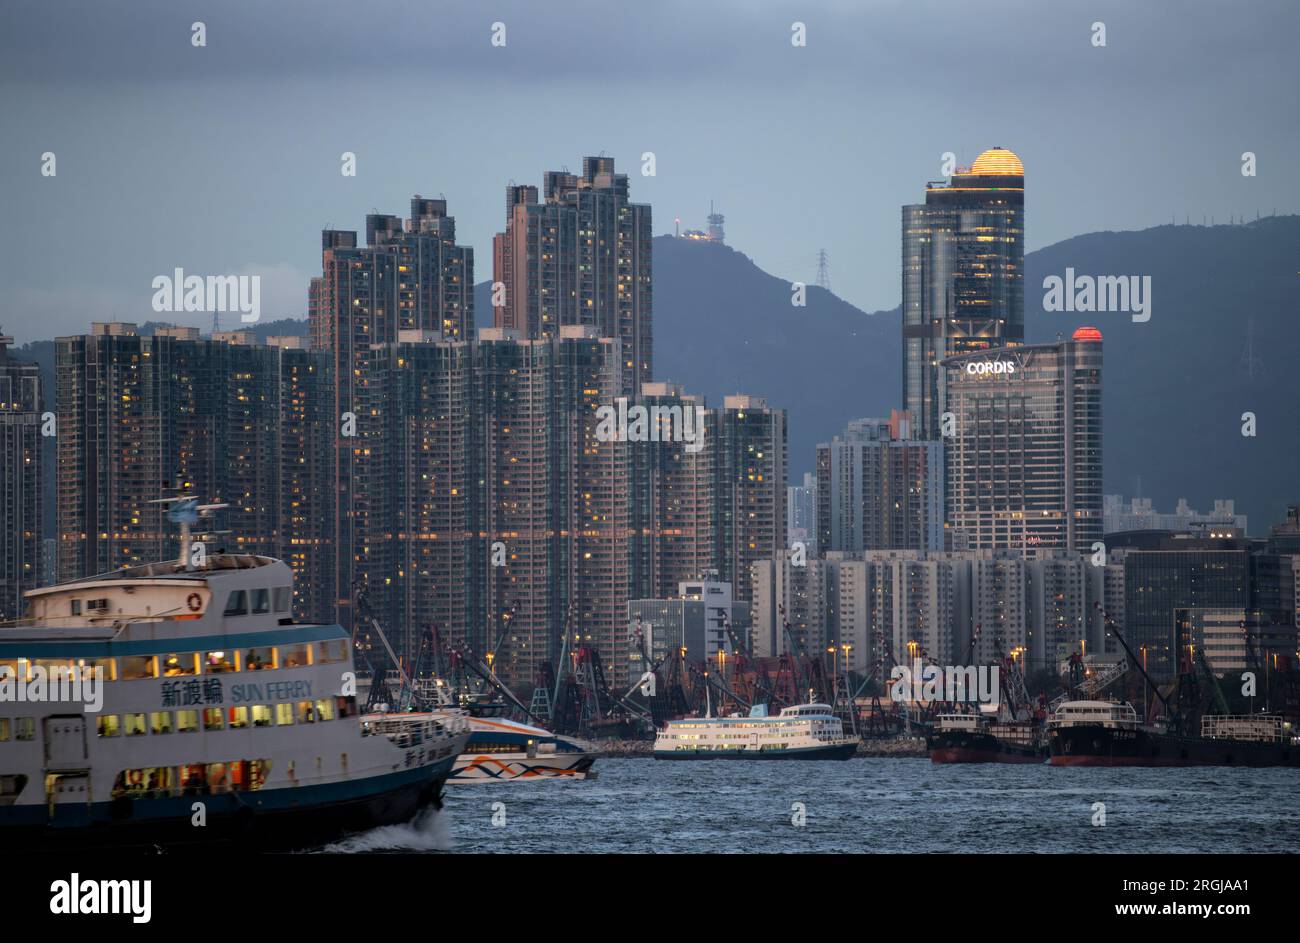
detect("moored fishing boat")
[1047,700,1300,767]
[927,713,1046,764]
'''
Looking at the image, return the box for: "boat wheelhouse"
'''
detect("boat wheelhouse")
[1046,700,1139,730]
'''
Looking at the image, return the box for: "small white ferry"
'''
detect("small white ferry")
[654,703,859,760]
[0,503,469,849]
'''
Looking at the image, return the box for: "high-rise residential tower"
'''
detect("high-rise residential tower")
[54,324,334,620]
[492,157,653,395]
[942,327,1103,554]
[473,325,632,688]
[633,381,714,601]
[712,395,787,606]
[903,147,1025,439]
[308,200,475,629]
[815,410,943,554]
[0,330,43,622]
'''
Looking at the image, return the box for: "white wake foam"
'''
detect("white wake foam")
[321,806,454,853]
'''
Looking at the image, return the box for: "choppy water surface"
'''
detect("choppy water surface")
[330,758,1300,853]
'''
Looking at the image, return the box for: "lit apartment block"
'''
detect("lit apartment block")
[815,410,942,554]
[0,331,43,621]
[493,157,652,395]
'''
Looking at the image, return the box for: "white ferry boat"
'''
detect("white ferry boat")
[653,703,858,760]
[0,511,469,849]
[447,713,595,782]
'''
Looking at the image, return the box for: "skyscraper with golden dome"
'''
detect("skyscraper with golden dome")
[902,146,1025,439]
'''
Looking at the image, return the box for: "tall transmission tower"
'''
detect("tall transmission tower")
[815,249,831,292]
[1239,315,1266,381]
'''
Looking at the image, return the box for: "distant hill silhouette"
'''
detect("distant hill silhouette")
[18,221,1299,538]
[1023,217,1300,534]
[648,234,899,476]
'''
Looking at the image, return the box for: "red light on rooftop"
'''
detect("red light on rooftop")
[1072,326,1102,342]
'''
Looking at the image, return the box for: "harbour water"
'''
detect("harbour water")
[322,758,1300,854]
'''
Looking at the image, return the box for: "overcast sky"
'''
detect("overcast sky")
[1,0,1297,343]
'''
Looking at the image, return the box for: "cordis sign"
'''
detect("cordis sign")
[965,360,1016,375]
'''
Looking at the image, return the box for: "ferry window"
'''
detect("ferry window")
[15,718,35,741]
[279,643,311,669]
[275,703,294,726]
[223,590,248,616]
[33,658,74,677]
[227,706,249,729]
[89,658,116,681]
[251,588,271,614]
[204,650,238,674]
[296,700,316,723]
[314,698,336,722]
[113,767,175,799]
[315,640,348,664]
[273,587,291,613]
[144,767,175,796]
[180,764,206,794]
[0,718,8,741]
[251,705,273,727]
[244,647,275,671]
[176,710,199,733]
[70,599,82,616]
[150,711,173,735]
[336,695,358,718]
[202,708,224,731]
[206,762,229,793]
[96,715,120,738]
[123,713,147,737]
[118,655,158,680]
[162,652,199,677]
[248,759,270,790]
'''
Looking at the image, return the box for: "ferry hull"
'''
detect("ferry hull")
[450,753,596,782]
[1049,725,1300,768]
[653,741,858,761]
[927,731,1045,764]
[0,760,453,852]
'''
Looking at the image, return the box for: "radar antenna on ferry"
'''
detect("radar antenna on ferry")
[146,485,229,570]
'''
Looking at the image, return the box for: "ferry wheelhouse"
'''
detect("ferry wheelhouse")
[653,703,858,760]
[0,543,469,849]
